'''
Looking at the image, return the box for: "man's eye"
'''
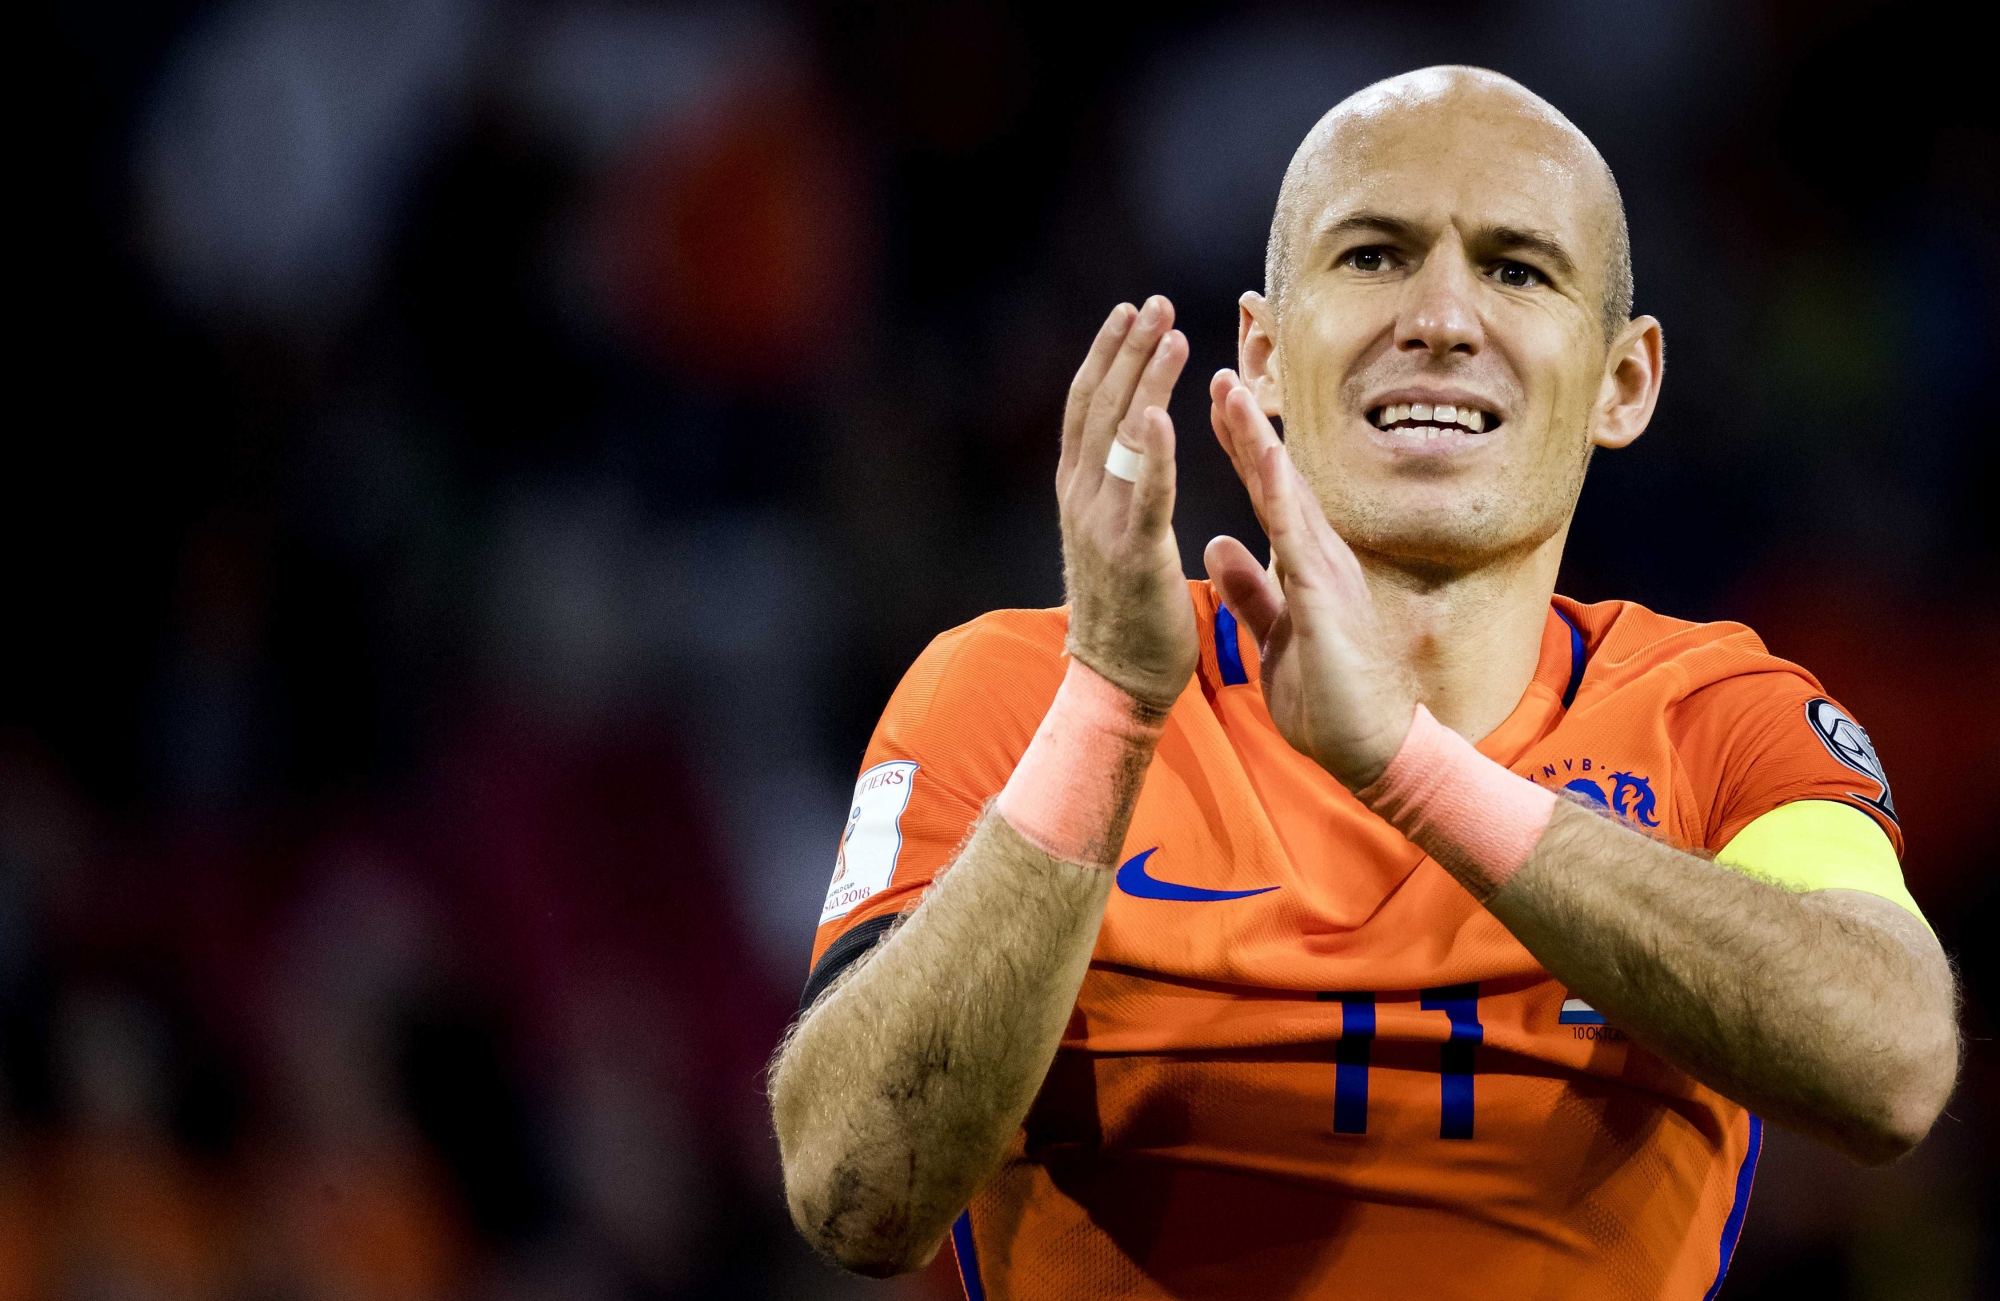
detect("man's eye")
[1494,262,1542,288]
[1346,248,1391,272]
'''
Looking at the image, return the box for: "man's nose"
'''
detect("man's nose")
[1396,250,1483,357]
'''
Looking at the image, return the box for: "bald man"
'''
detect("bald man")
[769,67,1958,1300]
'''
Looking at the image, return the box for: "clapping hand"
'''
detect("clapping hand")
[1203,369,1415,789]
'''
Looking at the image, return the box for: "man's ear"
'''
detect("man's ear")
[1238,292,1284,418]
[1592,315,1664,450]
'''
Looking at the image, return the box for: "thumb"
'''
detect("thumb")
[1204,535,1283,646]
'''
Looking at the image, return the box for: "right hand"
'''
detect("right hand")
[1057,297,1197,712]
[1203,371,1415,790]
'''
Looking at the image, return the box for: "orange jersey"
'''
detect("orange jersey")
[805,583,1903,1301]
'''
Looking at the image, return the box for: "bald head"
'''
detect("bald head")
[1266,66,1632,341]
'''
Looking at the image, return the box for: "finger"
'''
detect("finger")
[1081,295,1175,476]
[1208,369,1255,486]
[1125,405,1178,539]
[1061,303,1138,484]
[1210,374,1348,600]
[1208,369,1280,481]
[1115,328,1187,456]
[1258,442,1339,594]
[1284,449,1364,583]
[1213,378,1285,538]
[1221,375,1284,463]
[1204,534,1283,646]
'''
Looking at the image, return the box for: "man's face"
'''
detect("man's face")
[1262,89,1629,571]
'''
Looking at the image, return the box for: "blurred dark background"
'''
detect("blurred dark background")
[6,1,1996,1297]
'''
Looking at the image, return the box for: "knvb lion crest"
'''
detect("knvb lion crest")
[1534,757,1662,829]
[1564,772,1661,828]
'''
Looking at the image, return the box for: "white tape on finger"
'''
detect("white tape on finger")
[1104,440,1145,482]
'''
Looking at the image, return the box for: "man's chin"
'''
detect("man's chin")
[1331,495,1559,576]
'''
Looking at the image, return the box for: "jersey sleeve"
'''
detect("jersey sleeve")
[801,609,1066,1008]
[1670,670,1905,858]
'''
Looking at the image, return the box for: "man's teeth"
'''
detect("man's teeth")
[1371,404,1487,432]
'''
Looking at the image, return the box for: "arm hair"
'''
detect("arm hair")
[769,812,1114,1274]
[1488,799,1959,1164]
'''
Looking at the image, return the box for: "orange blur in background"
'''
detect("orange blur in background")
[7,3,1995,1299]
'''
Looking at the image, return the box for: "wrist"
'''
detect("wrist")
[1063,638,1188,716]
[1328,708,1417,792]
[1354,704,1558,900]
[996,657,1168,867]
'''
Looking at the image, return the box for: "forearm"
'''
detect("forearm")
[770,295,1197,1271]
[1343,704,1956,1162]
[771,812,1112,1273]
[1486,801,1958,1162]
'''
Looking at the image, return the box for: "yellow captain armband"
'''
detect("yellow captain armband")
[1716,800,1929,930]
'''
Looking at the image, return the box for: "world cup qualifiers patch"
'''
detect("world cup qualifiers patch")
[1805,698,1897,823]
[821,761,920,925]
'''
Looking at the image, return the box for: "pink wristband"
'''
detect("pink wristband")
[996,658,1167,866]
[1356,704,1558,900]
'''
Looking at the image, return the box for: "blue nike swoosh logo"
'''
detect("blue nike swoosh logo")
[1115,848,1279,902]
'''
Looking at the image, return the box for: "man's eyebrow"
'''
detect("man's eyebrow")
[1315,211,1425,244]
[1312,213,1582,281]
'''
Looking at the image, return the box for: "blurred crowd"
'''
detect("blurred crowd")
[8,2,1996,1298]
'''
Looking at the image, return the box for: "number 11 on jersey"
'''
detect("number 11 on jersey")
[1321,984,1485,1139]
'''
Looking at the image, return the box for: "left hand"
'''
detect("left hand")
[1203,369,1414,790]
[1056,298,1199,711]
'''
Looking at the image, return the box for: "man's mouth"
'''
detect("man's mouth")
[1366,402,1501,439]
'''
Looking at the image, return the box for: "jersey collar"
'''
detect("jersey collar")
[1475,604,1585,765]
[1200,583,1585,767]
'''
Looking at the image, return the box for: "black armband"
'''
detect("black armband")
[798,912,903,1016]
